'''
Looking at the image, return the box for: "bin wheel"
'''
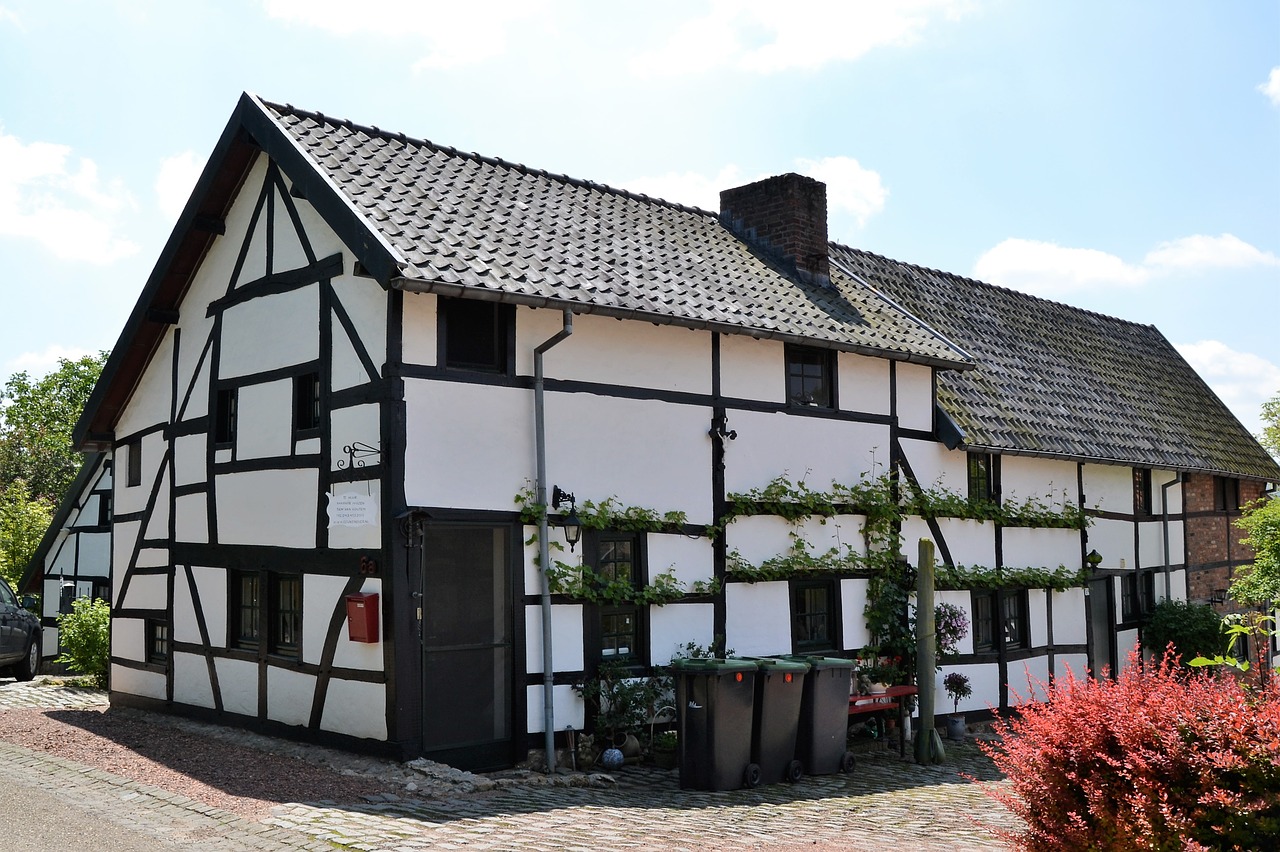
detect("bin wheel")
[786,760,804,783]
[840,751,857,774]
[743,763,762,788]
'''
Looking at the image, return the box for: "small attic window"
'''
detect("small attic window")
[967,452,998,504]
[439,297,514,374]
[1133,469,1152,517]
[785,345,835,409]
[126,438,142,488]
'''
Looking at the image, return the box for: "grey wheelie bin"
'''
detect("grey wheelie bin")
[785,655,858,775]
[671,658,758,790]
[742,657,810,785]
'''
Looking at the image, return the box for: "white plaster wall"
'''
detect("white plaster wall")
[837,353,890,416]
[526,604,585,674]
[1055,653,1090,680]
[1116,629,1140,670]
[1052,588,1087,645]
[173,568,201,645]
[269,186,311,273]
[526,684,584,733]
[327,481,383,550]
[174,494,209,544]
[111,521,139,599]
[1154,470,1182,513]
[115,431,167,516]
[215,469,318,547]
[330,404,382,471]
[521,525,574,595]
[650,603,714,664]
[724,515,800,567]
[173,651,216,709]
[1003,527,1081,570]
[725,581,791,656]
[933,518,996,567]
[292,183,354,263]
[237,379,293,460]
[1001,457,1078,507]
[320,680,389,740]
[1029,589,1049,647]
[236,189,269,288]
[647,535,714,586]
[111,665,166,700]
[517,309,711,395]
[725,412,890,496]
[111,617,144,661]
[901,440,967,493]
[1139,520,1179,569]
[401,291,438,366]
[937,663,1000,715]
[332,578,385,670]
[135,547,169,570]
[144,467,172,541]
[193,566,227,647]
[330,279,388,391]
[173,434,206,487]
[1082,464,1134,514]
[215,658,259,717]
[50,538,76,576]
[296,436,321,455]
[720,335,785,403]
[1013,656,1052,703]
[120,573,167,611]
[179,342,211,421]
[896,363,934,432]
[1087,518,1133,569]
[898,519,935,566]
[841,578,872,650]
[115,337,174,442]
[267,666,316,726]
[42,626,58,657]
[220,287,320,379]
[301,575,341,666]
[1167,568,1187,601]
[76,495,102,529]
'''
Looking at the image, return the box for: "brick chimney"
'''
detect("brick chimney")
[720,173,830,283]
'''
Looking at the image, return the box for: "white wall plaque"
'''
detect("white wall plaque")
[327,492,378,527]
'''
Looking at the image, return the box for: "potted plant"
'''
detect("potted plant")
[943,671,971,741]
[650,729,678,769]
[575,661,669,767]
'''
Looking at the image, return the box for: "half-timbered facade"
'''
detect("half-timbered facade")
[67,93,1277,769]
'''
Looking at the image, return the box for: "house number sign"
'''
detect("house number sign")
[326,492,378,527]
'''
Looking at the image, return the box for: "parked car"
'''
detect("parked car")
[0,577,40,680]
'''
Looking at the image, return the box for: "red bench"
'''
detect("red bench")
[849,685,917,757]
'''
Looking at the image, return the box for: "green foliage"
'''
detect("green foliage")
[935,562,1087,592]
[1231,497,1280,606]
[1260,390,1280,461]
[1142,599,1224,664]
[55,597,110,689]
[0,354,108,504]
[943,671,972,714]
[574,660,669,741]
[0,479,53,588]
[1188,612,1276,685]
[514,483,688,533]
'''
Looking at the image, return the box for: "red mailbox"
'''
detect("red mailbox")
[345,592,379,643]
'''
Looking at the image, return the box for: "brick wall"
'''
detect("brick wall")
[1184,473,1265,610]
[720,174,829,279]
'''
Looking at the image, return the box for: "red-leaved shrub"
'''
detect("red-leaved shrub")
[980,651,1280,851]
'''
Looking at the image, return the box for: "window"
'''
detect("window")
[230,570,301,658]
[97,492,112,527]
[230,570,261,649]
[791,578,837,653]
[1214,476,1240,513]
[587,531,644,664]
[294,372,321,433]
[973,592,994,651]
[1121,570,1156,621]
[967,452,998,504]
[214,387,237,446]
[1001,591,1029,649]
[270,574,302,658]
[440,297,512,373]
[126,438,142,487]
[1133,468,1152,516]
[973,590,1028,651]
[785,345,835,408]
[147,620,169,664]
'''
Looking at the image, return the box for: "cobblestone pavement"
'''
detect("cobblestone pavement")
[1,678,1021,850]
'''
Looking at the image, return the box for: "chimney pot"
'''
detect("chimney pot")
[720,173,830,283]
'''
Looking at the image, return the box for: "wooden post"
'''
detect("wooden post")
[915,538,938,764]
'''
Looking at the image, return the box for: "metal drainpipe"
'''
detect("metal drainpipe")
[1161,473,1183,602]
[534,309,573,773]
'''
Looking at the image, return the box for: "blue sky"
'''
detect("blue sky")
[1,1,1276,436]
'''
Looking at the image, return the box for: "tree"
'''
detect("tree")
[0,479,53,588]
[1231,496,1280,606]
[0,353,107,505]
[1262,390,1280,461]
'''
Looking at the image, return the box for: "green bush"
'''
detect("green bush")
[55,597,110,689]
[1142,599,1222,663]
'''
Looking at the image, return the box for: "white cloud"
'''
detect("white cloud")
[1259,67,1280,107]
[1174,340,1280,438]
[0,129,138,264]
[630,0,974,77]
[1145,233,1280,271]
[623,165,747,211]
[3,344,98,379]
[262,0,549,69]
[155,150,204,220]
[973,238,1149,297]
[0,6,22,29]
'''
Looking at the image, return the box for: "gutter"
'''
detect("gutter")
[533,308,573,773]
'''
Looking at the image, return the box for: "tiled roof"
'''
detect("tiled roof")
[833,245,1280,480]
[263,101,972,369]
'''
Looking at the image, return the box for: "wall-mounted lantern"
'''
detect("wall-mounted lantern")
[1085,550,1103,570]
[1209,589,1227,606]
[552,485,582,552]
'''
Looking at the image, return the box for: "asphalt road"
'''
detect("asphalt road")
[0,772,175,851]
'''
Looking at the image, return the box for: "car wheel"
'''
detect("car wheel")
[15,635,39,681]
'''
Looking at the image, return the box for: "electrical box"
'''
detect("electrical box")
[345,592,379,643]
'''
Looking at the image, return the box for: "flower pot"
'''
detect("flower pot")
[946,715,967,741]
[867,682,889,694]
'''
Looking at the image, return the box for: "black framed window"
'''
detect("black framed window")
[96,492,112,527]
[785,344,835,409]
[1002,591,1029,649]
[973,590,1029,651]
[126,438,142,487]
[1214,476,1239,513]
[440,297,513,374]
[1120,571,1155,621]
[587,531,645,665]
[967,452,998,504]
[147,620,169,664]
[1133,468,1152,517]
[270,573,302,658]
[791,578,838,653]
[294,372,321,433]
[230,570,301,658]
[214,387,237,446]
[973,592,995,651]
[230,570,261,649]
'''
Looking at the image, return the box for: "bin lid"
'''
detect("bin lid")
[668,657,758,674]
[783,654,855,671]
[736,656,810,673]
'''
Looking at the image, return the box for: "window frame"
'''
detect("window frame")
[784,344,836,409]
[214,387,237,447]
[438,296,516,375]
[126,438,142,488]
[270,573,302,659]
[1133,468,1153,517]
[973,589,1029,652]
[293,371,322,435]
[229,569,302,659]
[1121,570,1156,622]
[967,451,999,504]
[229,569,262,650]
[790,577,839,654]
[1213,476,1240,513]
[147,619,169,665]
[584,530,646,669]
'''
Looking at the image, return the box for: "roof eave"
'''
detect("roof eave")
[961,441,1280,482]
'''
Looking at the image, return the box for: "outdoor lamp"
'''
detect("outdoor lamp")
[552,485,582,552]
[1085,550,1103,569]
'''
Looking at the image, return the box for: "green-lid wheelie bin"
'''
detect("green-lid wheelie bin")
[671,658,758,790]
[741,657,810,784]
[785,655,857,775]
